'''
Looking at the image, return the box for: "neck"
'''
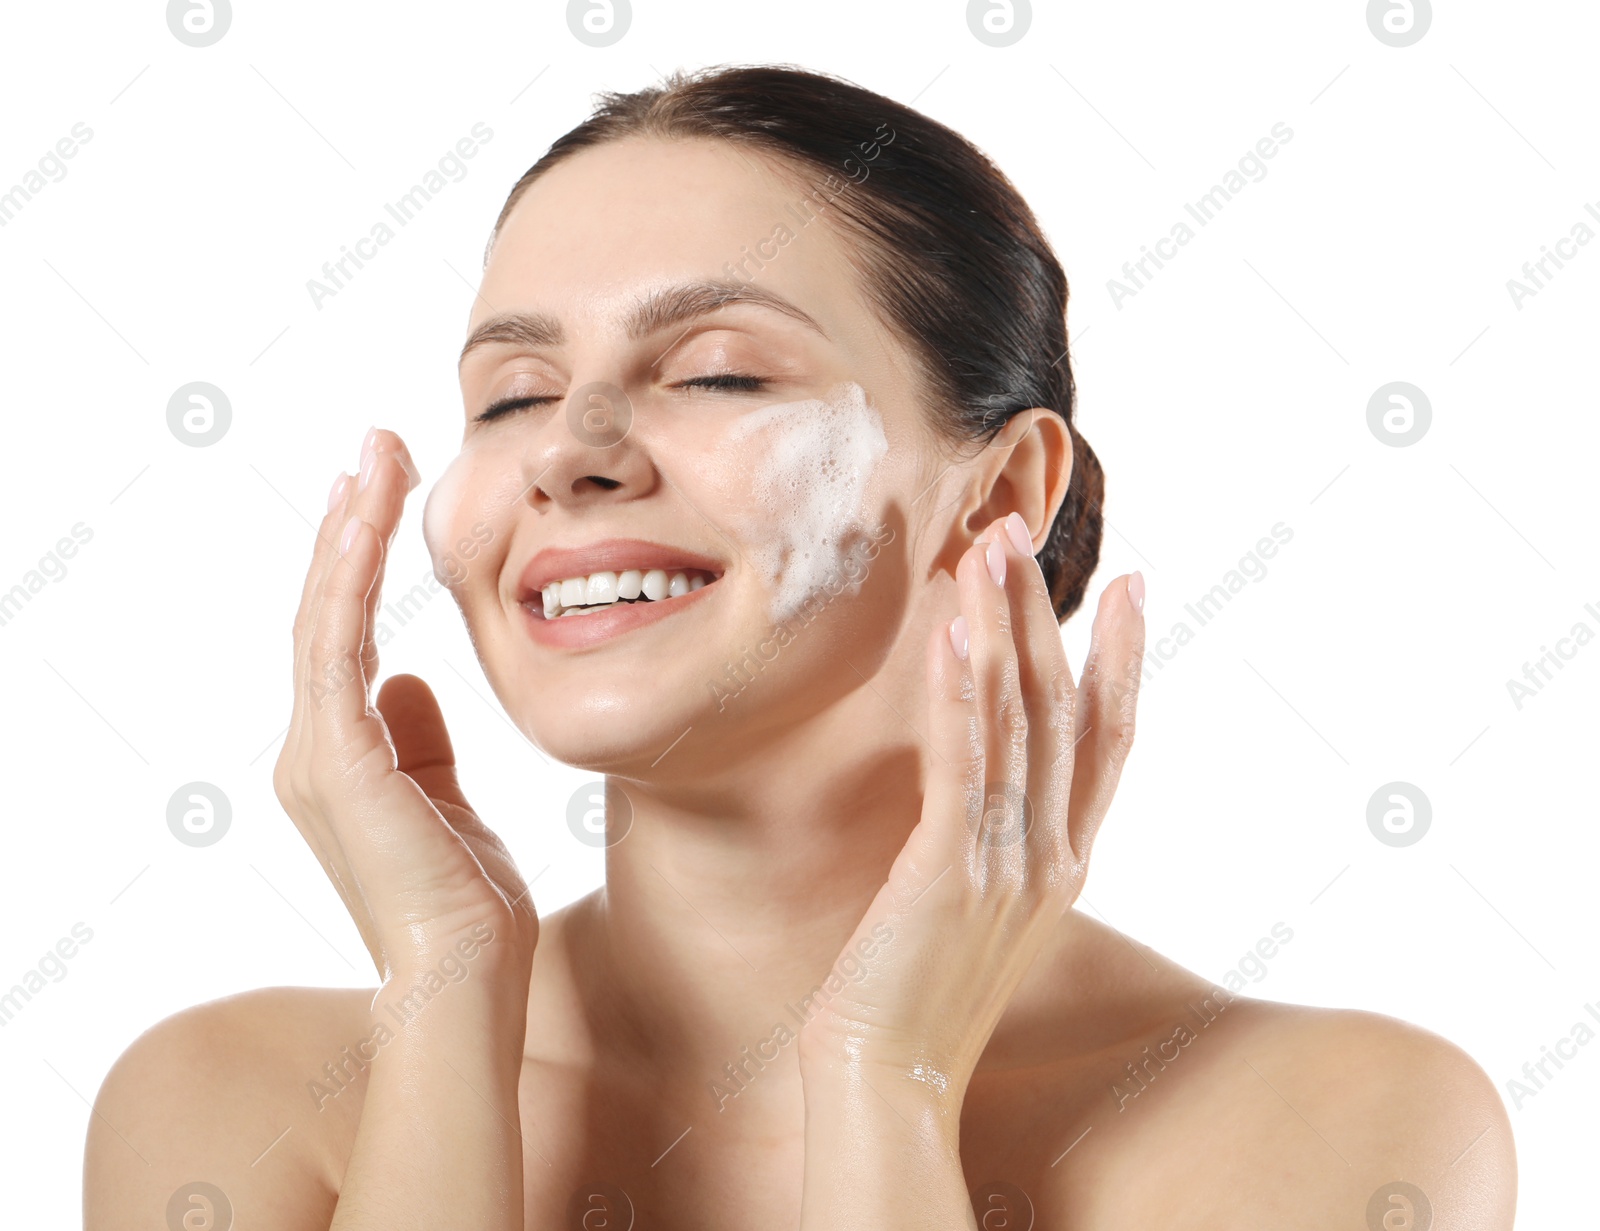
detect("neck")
[564,677,926,1087]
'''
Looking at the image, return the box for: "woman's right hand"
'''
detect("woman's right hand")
[272,427,537,986]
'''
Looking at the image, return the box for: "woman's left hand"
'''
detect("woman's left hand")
[797,511,1147,1107]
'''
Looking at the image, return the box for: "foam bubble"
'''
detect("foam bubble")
[422,451,473,585]
[725,381,888,623]
[421,449,526,588]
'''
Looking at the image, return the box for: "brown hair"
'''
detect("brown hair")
[489,64,1103,621]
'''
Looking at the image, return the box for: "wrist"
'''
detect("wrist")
[385,918,526,1001]
[801,1049,966,1147]
[797,1054,971,1231]
[356,991,527,1104]
[799,1019,969,1113]
[374,947,530,1072]
[388,914,527,978]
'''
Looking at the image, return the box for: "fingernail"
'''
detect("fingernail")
[1127,571,1145,612]
[362,426,378,456]
[327,472,349,512]
[398,453,421,492]
[340,515,362,555]
[985,538,1006,587]
[949,615,969,661]
[358,450,378,492]
[1003,511,1033,556]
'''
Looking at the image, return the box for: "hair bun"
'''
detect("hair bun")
[1042,425,1104,621]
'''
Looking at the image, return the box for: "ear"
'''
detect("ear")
[953,408,1073,554]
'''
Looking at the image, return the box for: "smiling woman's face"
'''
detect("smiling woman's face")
[430,135,958,773]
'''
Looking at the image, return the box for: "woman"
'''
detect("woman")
[85,65,1514,1229]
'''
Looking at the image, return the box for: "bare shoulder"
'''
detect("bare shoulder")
[1009,920,1517,1229]
[85,985,375,1231]
[1220,996,1514,1146]
[1148,999,1517,1226]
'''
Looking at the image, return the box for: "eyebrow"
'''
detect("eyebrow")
[457,279,827,369]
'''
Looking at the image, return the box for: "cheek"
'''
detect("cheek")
[421,447,524,588]
[712,381,889,624]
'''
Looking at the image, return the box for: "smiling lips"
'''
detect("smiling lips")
[541,567,714,618]
[515,538,724,637]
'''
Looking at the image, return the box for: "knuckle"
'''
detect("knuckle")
[1042,670,1077,744]
[305,623,333,664]
[306,610,350,657]
[1023,844,1068,899]
[1095,684,1137,761]
[1058,851,1090,896]
[1045,665,1075,714]
[308,644,360,697]
[1067,819,1099,869]
[303,766,341,813]
[993,690,1029,746]
[1103,709,1137,761]
[270,759,292,808]
[272,757,312,818]
[1110,672,1140,729]
[953,750,987,799]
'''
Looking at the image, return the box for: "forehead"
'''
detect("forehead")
[477,136,875,338]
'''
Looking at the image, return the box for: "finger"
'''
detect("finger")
[305,506,386,774]
[989,513,1076,879]
[373,676,519,912]
[282,468,362,851]
[370,682,528,925]
[291,462,367,728]
[351,430,421,679]
[290,470,354,665]
[280,458,389,967]
[957,524,1029,880]
[298,439,412,769]
[1067,573,1146,862]
[375,673,470,814]
[916,599,981,856]
[300,508,411,943]
[295,427,416,660]
[293,429,405,714]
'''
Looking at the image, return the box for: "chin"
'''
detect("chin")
[533,715,679,774]
[499,666,711,774]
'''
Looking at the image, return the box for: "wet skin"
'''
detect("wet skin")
[85,136,1514,1230]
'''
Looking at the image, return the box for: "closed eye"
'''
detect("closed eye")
[678,373,766,392]
[474,374,767,423]
[474,393,555,423]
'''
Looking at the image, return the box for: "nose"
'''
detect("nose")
[520,379,656,512]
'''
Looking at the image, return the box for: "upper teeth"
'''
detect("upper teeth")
[541,568,712,618]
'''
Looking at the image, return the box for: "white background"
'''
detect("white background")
[1,0,1594,1224]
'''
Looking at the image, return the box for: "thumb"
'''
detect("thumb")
[375,673,469,813]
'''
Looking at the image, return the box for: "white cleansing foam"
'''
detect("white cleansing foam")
[421,452,466,566]
[723,381,889,623]
[421,450,526,587]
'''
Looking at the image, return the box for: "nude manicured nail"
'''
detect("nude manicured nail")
[358,450,377,492]
[1004,511,1032,556]
[362,426,378,456]
[327,472,349,512]
[985,538,1006,587]
[1127,570,1145,612]
[949,615,969,661]
[340,515,362,555]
